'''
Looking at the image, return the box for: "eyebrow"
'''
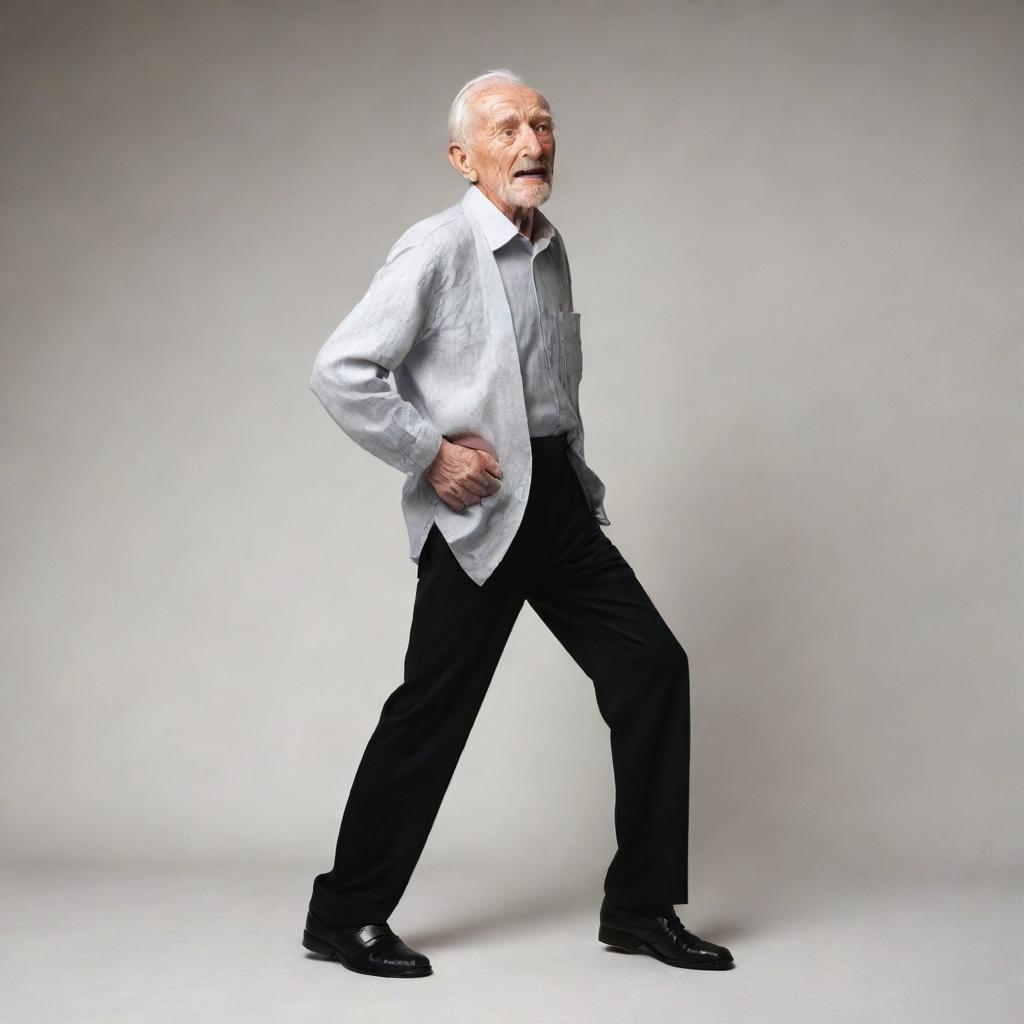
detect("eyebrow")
[492,110,554,129]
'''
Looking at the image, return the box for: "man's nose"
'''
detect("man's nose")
[521,129,544,157]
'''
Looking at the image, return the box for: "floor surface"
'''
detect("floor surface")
[1,863,1019,1023]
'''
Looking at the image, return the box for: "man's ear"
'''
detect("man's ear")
[447,143,474,182]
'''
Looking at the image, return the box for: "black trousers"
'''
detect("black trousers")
[309,434,690,926]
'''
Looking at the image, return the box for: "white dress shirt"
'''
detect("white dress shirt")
[462,184,580,438]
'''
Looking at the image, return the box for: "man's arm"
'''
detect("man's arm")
[309,235,445,477]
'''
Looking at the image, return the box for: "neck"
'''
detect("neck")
[475,183,534,241]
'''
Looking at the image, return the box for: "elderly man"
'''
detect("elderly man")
[302,69,734,978]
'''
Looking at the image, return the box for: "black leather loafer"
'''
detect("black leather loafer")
[302,910,432,978]
[598,897,734,969]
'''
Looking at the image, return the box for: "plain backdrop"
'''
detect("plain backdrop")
[1,0,1020,925]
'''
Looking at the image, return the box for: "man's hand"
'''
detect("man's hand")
[426,438,503,511]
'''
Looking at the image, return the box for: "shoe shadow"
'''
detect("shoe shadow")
[410,883,594,949]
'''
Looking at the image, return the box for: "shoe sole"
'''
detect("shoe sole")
[598,925,734,970]
[302,929,432,978]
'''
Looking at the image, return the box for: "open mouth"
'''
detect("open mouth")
[513,167,548,180]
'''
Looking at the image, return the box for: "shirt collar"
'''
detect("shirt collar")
[460,184,557,252]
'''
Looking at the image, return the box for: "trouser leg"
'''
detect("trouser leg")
[309,519,530,927]
[526,458,691,909]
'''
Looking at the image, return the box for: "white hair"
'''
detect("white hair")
[448,69,543,148]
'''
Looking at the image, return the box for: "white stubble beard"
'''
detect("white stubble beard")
[497,173,553,210]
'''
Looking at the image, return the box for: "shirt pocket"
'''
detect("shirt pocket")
[556,310,583,383]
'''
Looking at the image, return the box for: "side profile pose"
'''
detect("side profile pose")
[303,68,734,978]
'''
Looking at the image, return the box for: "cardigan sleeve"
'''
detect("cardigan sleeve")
[309,235,445,476]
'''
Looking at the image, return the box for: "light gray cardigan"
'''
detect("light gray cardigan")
[310,186,610,587]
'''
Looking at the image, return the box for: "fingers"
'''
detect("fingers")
[446,488,478,510]
[430,447,503,511]
[444,473,502,510]
[452,452,503,499]
[471,451,503,491]
[459,470,502,498]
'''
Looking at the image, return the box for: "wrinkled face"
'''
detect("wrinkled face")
[449,83,555,214]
